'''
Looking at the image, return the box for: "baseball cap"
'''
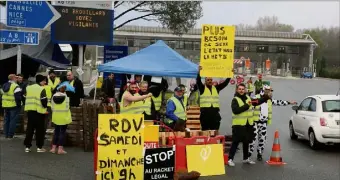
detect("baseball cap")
[174,86,182,92]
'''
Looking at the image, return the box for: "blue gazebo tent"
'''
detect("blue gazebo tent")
[97,40,198,78]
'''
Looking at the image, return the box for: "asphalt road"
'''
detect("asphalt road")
[1,77,339,180]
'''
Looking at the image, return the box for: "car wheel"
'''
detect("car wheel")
[289,122,298,140]
[309,129,320,150]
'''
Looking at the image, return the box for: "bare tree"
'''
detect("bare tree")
[255,16,294,32]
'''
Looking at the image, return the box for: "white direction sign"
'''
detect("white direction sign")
[52,1,113,10]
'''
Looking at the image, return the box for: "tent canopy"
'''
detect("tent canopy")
[97,40,198,78]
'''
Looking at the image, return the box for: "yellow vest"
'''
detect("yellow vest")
[51,95,72,125]
[254,94,273,124]
[247,83,254,92]
[166,96,187,123]
[188,90,199,106]
[152,93,162,111]
[232,96,254,126]
[48,77,60,90]
[2,83,19,108]
[200,86,219,108]
[44,85,53,107]
[24,84,47,114]
[135,94,152,115]
[172,94,188,107]
[70,80,74,86]
[120,91,141,114]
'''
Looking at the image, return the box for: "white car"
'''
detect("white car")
[289,95,340,149]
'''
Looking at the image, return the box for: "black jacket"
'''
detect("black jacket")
[102,78,115,98]
[66,78,84,107]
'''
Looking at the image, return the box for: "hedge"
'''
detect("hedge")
[319,68,340,79]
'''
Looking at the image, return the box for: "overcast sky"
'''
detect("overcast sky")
[1,1,339,30]
[115,1,339,30]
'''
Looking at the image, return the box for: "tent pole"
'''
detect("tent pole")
[16,45,22,74]
[78,45,84,81]
[93,72,99,102]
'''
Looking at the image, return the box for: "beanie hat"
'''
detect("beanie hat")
[36,74,46,84]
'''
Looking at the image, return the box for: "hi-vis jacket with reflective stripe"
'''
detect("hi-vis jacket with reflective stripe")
[1,83,19,108]
[166,96,187,123]
[24,84,47,114]
[152,93,162,111]
[48,77,60,90]
[120,91,142,114]
[52,94,72,125]
[44,85,53,107]
[172,94,188,107]
[232,96,254,126]
[134,94,152,115]
[254,94,273,124]
[200,86,219,108]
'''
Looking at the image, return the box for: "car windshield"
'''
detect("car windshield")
[322,100,340,112]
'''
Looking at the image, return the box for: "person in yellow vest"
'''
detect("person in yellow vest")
[165,87,187,131]
[48,70,60,92]
[248,85,297,161]
[135,81,155,120]
[23,75,48,153]
[44,78,53,131]
[120,81,152,114]
[1,74,22,139]
[247,77,254,96]
[188,81,199,106]
[228,83,269,167]
[178,84,188,107]
[196,66,231,130]
[66,71,84,107]
[150,85,162,120]
[50,84,72,154]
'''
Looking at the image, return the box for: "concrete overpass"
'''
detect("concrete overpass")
[96,25,317,76]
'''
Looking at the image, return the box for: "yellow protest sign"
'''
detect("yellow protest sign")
[200,25,235,78]
[144,125,160,149]
[186,144,225,176]
[96,114,144,180]
[144,125,159,142]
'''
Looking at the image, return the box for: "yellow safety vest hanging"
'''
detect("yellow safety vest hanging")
[231,96,254,126]
[200,86,220,108]
[44,85,53,107]
[24,84,47,114]
[166,96,187,123]
[48,77,60,90]
[51,96,72,125]
[188,90,199,106]
[152,92,162,111]
[253,94,273,124]
[120,91,141,114]
[247,83,254,93]
[2,83,19,108]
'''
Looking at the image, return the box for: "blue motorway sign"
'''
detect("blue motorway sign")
[6,1,61,29]
[0,30,39,45]
[103,46,128,88]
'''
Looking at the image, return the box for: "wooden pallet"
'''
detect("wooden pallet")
[186,106,201,130]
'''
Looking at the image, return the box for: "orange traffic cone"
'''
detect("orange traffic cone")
[266,130,286,165]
